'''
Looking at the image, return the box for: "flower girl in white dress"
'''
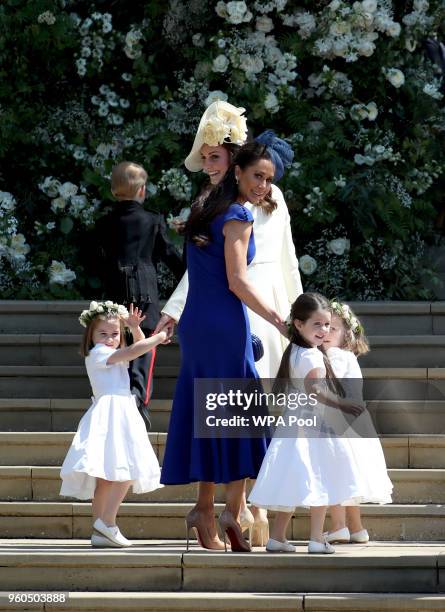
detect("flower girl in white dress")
[323,301,393,545]
[249,293,371,554]
[60,301,168,548]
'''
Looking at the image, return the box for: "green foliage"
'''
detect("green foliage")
[1,0,445,299]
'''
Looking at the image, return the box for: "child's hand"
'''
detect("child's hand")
[155,329,171,345]
[126,303,146,329]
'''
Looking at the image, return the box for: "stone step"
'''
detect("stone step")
[2,301,445,335]
[3,334,445,368]
[0,590,301,612]
[0,431,429,468]
[3,366,445,401]
[4,397,445,435]
[0,365,178,398]
[1,591,444,612]
[0,465,443,505]
[0,540,444,593]
[0,334,180,367]
[0,502,444,541]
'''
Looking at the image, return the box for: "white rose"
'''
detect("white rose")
[341,304,350,315]
[39,176,61,198]
[328,238,350,256]
[387,22,401,37]
[414,0,429,10]
[329,0,341,11]
[58,182,78,200]
[350,316,359,330]
[205,90,228,107]
[0,191,16,211]
[89,301,99,311]
[9,234,30,257]
[104,300,114,307]
[333,39,349,57]
[362,0,377,11]
[350,104,369,121]
[385,68,405,88]
[212,54,229,73]
[49,260,76,285]
[256,16,274,32]
[51,196,67,213]
[366,102,378,120]
[357,41,375,57]
[96,305,104,313]
[264,92,279,113]
[215,1,228,18]
[299,254,317,275]
[226,1,252,24]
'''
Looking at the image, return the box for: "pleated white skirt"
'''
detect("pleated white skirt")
[60,393,163,500]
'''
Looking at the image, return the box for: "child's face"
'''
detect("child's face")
[92,318,121,349]
[294,309,331,347]
[323,314,345,349]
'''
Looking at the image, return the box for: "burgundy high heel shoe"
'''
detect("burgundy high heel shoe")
[218,510,252,553]
[185,509,225,551]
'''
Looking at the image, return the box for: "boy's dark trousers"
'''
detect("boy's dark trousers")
[124,306,156,429]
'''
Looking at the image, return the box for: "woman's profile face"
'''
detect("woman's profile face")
[236,158,274,204]
[200,144,231,185]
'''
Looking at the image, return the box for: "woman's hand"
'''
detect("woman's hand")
[126,303,146,329]
[153,314,176,338]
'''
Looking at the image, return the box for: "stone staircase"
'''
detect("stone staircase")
[1,301,445,611]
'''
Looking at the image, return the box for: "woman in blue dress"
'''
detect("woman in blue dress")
[161,142,288,552]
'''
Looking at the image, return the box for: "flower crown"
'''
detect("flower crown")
[79,300,129,328]
[330,300,364,335]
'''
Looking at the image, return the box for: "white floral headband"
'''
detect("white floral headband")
[330,300,363,335]
[79,300,129,328]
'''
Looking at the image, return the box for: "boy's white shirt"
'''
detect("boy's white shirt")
[161,183,302,322]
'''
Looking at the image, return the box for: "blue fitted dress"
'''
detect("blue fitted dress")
[161,203,268,484]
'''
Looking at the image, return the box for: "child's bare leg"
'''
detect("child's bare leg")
[270,511,293,542]
[310,506,327,543]
[329,505,346,532]
[346,506,364,533]
[92,478,109,522]
[101,481,133,526]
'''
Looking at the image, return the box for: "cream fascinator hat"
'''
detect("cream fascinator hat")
[184,101,248,172]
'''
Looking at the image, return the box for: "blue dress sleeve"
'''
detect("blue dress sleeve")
[223,203,253,225]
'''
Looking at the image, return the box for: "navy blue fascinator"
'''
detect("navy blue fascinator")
[255,129,294,182]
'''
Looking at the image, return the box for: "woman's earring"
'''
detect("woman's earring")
[235,175,239,184]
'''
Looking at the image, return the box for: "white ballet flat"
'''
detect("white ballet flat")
[93,518,132,547]
[308,539,335,554]
[91,533,122,548]
[266,538,296,553]
[350,529,369,543]
[324,527,350,543]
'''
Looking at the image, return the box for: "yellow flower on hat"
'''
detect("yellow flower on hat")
[202,116,230,147]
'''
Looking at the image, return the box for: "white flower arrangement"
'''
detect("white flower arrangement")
[205,91,229,107]
[328,238,351,256]
[299,254,318,275]
[383,67,405,88]
[79,300,129,328]
[167,207,191,232]
[37,11,56,25]
[49,260,76,285]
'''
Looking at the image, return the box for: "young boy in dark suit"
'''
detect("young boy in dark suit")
[96,161,185,425]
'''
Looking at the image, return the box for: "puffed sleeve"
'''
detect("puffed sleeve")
[87,344,116,369]
[291,348,326,379]
[326,347,349,378]
[272,185,303,302]
[223,203,254,225]
[161,270,189,322]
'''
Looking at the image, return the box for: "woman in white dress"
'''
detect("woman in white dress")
[155,102,302,547]
[60,302,168,548]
